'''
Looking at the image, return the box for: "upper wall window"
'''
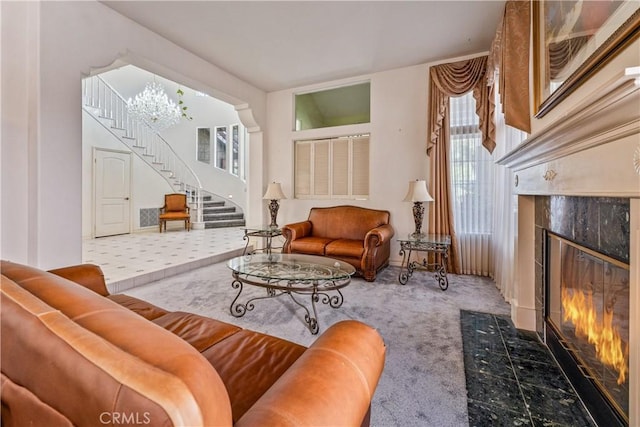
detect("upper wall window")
[215,126,227,170]
[231,124,240,176]
[197,128,210,163]
[294,82,370,131]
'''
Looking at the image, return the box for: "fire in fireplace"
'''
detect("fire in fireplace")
[546,232,630,426]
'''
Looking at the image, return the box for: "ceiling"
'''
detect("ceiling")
[102,1,506,93]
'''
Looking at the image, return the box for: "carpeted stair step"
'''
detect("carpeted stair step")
[204,219,246,229]
[203,206,237,214]
[202,201,225,208]
[203,212,244,221]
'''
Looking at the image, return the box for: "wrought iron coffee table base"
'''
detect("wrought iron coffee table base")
[230,273,345,334]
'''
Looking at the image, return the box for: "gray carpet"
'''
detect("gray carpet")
[125,261,511,427]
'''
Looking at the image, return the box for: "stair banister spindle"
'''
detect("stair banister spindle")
[110,90,114,122]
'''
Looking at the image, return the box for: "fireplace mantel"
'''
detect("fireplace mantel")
[498,65,639,426]
[497,67,640,197]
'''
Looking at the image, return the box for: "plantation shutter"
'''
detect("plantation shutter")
[332,138,349,196]
[313,140,330,196]
[352,136,369,196]
[295,141,312,196]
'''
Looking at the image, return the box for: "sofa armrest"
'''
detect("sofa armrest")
[47,264,109,296]
[364,223,395,247]
[236,320,385,427]
[281,220,313,252]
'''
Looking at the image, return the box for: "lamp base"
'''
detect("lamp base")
[268,199,280,228]
[412,201,425,238]
[410,232,426,240]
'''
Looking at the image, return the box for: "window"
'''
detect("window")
[449,92,494,236]
[231,124,240,176]
[294,134,369,199]
[215,126,227,170]
[294,82,370,131]
[196,128,210,163]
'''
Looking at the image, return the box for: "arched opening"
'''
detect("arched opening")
[80,59,262,288]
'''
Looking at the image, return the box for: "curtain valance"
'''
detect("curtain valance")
[427,55,495,155]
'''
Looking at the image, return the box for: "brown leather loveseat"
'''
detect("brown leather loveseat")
[1,260,385,426]
[282,205,395,281]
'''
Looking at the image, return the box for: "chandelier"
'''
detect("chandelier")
[127,82,181,132]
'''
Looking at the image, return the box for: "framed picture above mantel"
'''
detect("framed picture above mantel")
[533,0,640,118]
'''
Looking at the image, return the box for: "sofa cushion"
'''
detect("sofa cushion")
[289,236,334,255]
[308,206,390,240]
[108,294,169,320]
[153,311,241,352]
[325,239,365,259]
[201,329,306,422]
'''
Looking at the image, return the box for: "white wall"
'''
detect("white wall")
[266,65,431,265]
[82,112,175,238]
[1,1,266,269]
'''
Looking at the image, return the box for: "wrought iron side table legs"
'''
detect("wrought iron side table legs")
[398,242,449,290]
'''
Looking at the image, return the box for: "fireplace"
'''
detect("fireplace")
[497,66,639,427]
[546,231,630,426]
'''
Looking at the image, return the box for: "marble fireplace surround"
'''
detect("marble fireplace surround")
[498,67,640,425]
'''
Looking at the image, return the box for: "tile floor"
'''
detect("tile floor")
[82,227,253,293]
[461,310,596,427]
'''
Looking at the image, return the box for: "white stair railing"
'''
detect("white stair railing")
[82,75,204,226]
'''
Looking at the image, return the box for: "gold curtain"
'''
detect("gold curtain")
[427,107,461,274]
[426,55,492,275]
[488,0,531,133]
[427,56,494,155]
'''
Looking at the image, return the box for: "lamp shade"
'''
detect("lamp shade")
[263,182,287,200]
[403,180,433,202]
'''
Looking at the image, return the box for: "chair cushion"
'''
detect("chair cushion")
[289,237,334,255]
[201,330,305,423]
[107,294,169,320]
[153,311,241,353]
[159,212,190,220]
[325,239,365,259]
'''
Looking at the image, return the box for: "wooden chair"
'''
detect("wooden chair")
[159,193,190,232]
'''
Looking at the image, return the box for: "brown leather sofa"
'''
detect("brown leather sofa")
[1,260,385,427]
[282,205,395,281]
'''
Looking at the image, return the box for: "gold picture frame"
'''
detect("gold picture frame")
[533,0,640,117]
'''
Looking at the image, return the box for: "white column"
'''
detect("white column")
[512,195,536,330]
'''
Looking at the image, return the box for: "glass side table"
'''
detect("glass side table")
[242,225,282,255]
[397,234,451,290]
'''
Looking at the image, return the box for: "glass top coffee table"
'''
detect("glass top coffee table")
[227,254,356,334]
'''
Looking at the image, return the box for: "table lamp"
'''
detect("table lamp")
[263,182,287,227]
[403,179,434,238]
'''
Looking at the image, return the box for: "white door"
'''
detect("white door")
[94,148,131,237]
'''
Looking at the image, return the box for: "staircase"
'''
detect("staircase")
[202,198,246,229]
[82,75,245,229]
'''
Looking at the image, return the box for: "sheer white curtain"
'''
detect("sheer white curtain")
[491,86,527,300]
[449,93,494,276]
[449,89,526,280]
